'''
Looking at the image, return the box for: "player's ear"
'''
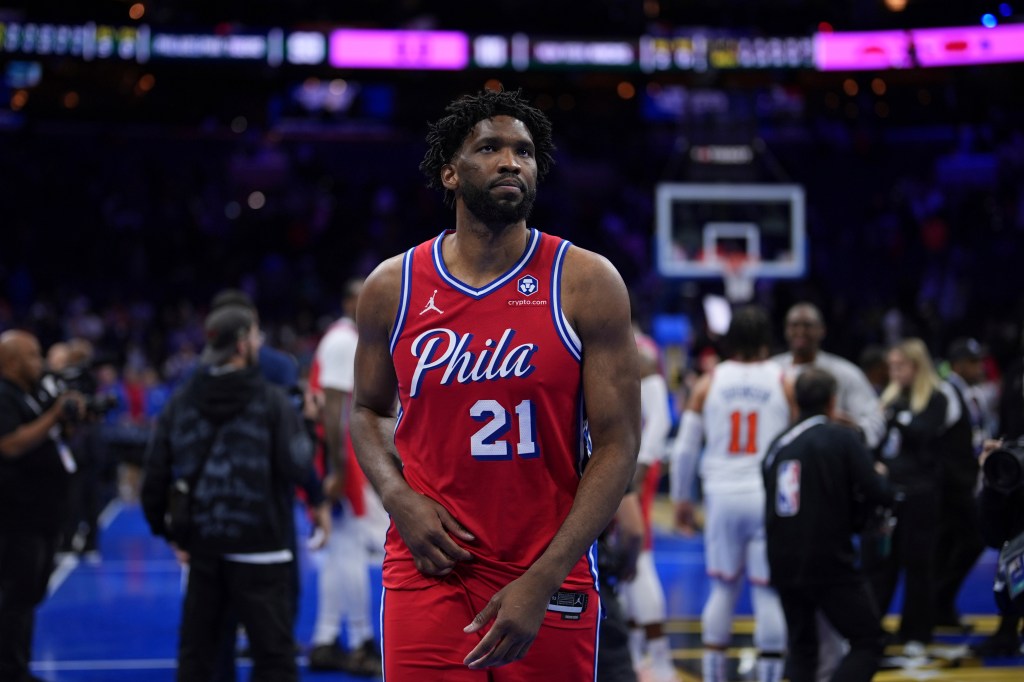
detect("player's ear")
[441,164,458,191]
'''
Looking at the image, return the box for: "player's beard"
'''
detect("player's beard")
[461,181,537,227]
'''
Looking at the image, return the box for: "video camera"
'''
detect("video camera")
[41,365,119,424]
[982,438,1024,493]
[62,393,119,423]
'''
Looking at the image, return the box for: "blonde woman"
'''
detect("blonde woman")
[863,338,949,657]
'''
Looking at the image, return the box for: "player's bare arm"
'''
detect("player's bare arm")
[672,372,711,532]
[320,386,350,499]
[782,374,798,423]
[350,256,474,577]
[463,246,640,668]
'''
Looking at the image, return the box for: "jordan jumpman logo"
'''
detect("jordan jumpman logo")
[419,290,444,315]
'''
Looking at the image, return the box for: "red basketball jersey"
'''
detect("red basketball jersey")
[385,228,597,595]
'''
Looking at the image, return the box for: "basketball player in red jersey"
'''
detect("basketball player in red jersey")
[350,88,641,680]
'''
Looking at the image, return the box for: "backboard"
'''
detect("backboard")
[655,183,806,279]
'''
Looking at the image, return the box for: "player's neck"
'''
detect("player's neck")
[791,349,817,365]
[444,222,530,286]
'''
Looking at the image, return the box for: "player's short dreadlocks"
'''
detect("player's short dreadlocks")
[725,304,773,360]
[419,88,556,206]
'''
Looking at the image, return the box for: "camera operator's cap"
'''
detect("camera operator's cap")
[201,304,255,365]
[947,337,984,363]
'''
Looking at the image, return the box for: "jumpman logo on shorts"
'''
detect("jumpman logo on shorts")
[419,290,444,316]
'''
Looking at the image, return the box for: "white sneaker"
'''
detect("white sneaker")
[648,660,680,682]
[903,640,927,659]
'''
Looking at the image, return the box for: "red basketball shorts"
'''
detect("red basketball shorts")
[381,578,600,681]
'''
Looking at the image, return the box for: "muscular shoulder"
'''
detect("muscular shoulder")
[559,245,629,328]
[358,254,405,335]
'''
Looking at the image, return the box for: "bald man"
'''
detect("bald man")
[0,330,83,682]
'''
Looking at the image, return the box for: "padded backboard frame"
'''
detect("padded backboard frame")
[655,183,806,279]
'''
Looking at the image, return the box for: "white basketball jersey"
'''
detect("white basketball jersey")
[700,359,790,496]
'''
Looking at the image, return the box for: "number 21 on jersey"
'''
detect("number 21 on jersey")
[470,399,539,460]
[728,410,759,455]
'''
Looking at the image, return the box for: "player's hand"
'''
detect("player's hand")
[674,500,698,536]
[979,438,1003,466]
[308,501,332,549]
[169,542,190,566]
[462,574,550,669]
[323,471,347,501]
[390,490,474,576]
[54,391,85,422]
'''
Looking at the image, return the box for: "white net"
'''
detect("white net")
[723,257,755,303]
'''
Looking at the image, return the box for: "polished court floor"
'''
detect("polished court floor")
[30,498,1024,681]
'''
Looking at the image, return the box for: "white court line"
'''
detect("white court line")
[46,555,80,597]
[47,498,125,596]
[97,497,125,527]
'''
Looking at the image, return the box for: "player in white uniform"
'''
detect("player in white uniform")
[307,278,388,675]
[670,305,795,682]
[620,325,676,681]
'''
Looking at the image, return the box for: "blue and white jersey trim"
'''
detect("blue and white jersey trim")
[550,239,582,362]
[389,247,416,356]
[432,228,541,299]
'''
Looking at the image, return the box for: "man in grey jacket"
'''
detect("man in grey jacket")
[142,305,314,682]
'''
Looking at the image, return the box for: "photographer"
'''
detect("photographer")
[975,438,1024,652]
[43,338,117,560]
[0,330,85,682]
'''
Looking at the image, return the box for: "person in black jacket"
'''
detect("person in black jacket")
[141,305,314,682]
[0,330,84,682]
[932,338,988,629]
[863,338,948,655]
[763,367,895,682]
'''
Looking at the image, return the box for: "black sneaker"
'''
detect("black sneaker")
[971,634,1022,658]
[342,640,383,677]
[308,643,350,671]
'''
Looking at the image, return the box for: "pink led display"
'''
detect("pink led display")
[911,25,1024,67]
[813,30,912,71]
[329,29,469,69]
[815,25,1024,70]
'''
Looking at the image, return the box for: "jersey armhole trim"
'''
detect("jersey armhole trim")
[388,247,416,356]
[550,239,581,362]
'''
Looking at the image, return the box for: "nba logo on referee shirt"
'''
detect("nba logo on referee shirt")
[775,460,801,517]
[517,274,538,296]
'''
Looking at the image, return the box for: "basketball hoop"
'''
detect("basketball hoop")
[722,254,756,303]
